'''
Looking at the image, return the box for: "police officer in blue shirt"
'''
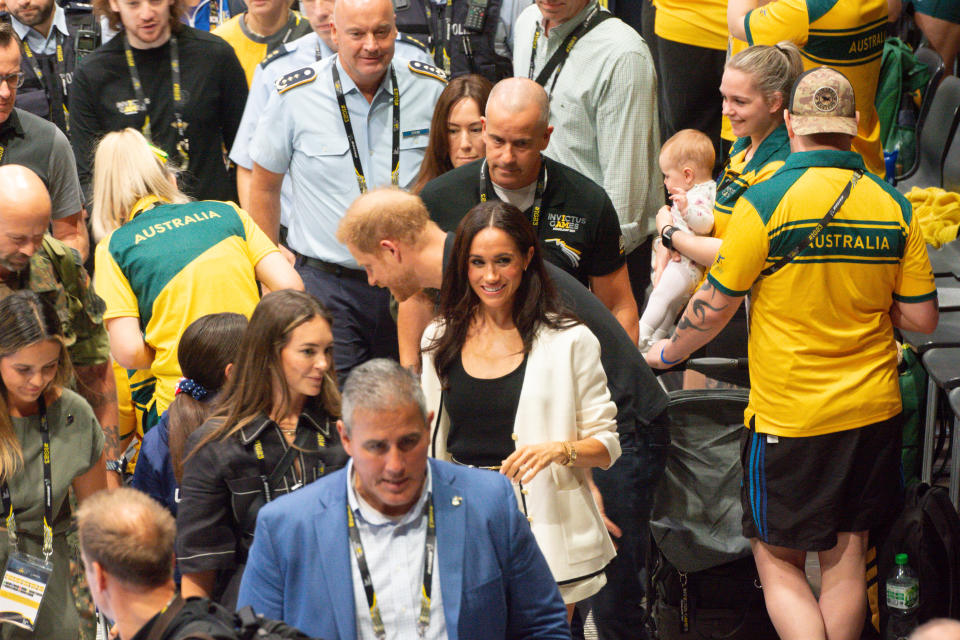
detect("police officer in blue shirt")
[248,0,445,381]
[230,0,432,235]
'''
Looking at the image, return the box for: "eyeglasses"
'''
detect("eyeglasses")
[0,72,25,89]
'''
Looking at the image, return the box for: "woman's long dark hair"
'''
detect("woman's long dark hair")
[188,290,340,457]
[410,75,493,194]
[168,312,248,483]
[426,201,575,384]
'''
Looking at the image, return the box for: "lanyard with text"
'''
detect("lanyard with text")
[1,395,54,562]
[332,64,400,194]
[479,157,547,230]
[315,43,323,61]
[346,494,435,640]
[123,35,190,169]
[22,36,70,134]
[423,0,453,75]
[254,428,328,502]
[528,4,607,96]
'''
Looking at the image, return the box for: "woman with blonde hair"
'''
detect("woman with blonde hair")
[175,290,347,607]
[92,128,302,432]
[0,291,106,639]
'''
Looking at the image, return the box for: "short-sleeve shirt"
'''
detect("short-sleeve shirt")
[250,55,445,267]
[212,11,312,86]
[743,0,888,176]
[94,196,277,414]
[0,236,109,367]
[713,124,791,240]
[422,156,625,286]
[654,0,728,50]
[0,109,82,220]
[707,150,936,437]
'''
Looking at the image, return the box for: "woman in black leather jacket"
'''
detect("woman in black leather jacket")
[175,290,347,607]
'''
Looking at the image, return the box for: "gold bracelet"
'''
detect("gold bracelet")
[559,441,572,466]
[565,442,578,466]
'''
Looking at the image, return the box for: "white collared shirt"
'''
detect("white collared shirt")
[10,5,71,55]
[345,460,447,640]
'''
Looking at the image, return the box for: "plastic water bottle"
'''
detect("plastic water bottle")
[886,553,920,640]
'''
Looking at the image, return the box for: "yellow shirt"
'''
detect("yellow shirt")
[654,0,728,51]
[95,196,276,415]
[708,150,935,437]
[721,37,749,142]
[213,11,311,86]
[743,0,888,176]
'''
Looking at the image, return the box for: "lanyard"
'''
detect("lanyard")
[424,0,453,75]
[123,34,190,169]
[315,42,323,61]
[332,63,400,194]
[346,494,435,640]
[479,158,547,230]
[254,428,328,503]
[528,3,602,96]
[22,36,71,134]
[1,395,54,562]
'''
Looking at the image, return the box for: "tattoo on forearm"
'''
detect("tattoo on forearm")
[672,283,729,339]
[103,424,121,458]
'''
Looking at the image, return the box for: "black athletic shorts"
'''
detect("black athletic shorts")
[740,413,904,551]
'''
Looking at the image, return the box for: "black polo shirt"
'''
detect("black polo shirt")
[441,233,668,446]
[422,155,625,286]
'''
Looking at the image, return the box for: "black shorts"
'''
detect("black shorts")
[740,413,904,551]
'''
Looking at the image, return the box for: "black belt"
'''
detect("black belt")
[297,253,367,281]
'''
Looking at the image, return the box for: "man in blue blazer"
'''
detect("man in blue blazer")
[237,359,570,640]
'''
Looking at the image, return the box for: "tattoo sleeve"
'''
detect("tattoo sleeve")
[671,281,729,342]
[75,362,125,459]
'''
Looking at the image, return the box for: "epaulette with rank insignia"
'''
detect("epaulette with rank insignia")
[261,44,292,69]
[408,60,447,83]
[397,32,429,54]
[276,65,316,94]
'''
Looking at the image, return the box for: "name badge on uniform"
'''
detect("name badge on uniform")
[0,552,53,631]
[402,128,429,138]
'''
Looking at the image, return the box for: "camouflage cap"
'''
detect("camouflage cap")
[789,66,857,136]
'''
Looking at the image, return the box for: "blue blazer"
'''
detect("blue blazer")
[237,458,571,640]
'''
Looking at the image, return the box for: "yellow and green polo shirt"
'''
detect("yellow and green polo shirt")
[713,123,791,240]
[743,0,888,176]
[653,0,728,51]
[708,150,936,437]
[94,196,277,417]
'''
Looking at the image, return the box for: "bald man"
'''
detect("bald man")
[0,165,121,485]
[247,0,447,382]
[419,77,639,343]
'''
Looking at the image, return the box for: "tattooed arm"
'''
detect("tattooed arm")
[75,361,126,489]
[644,280,744,369]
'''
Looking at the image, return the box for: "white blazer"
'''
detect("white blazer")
[421,320,621,584]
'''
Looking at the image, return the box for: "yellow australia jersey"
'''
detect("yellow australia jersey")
[94,196,277,415]
[213,11,311,86]
[654,0,728,50]
[743,0,888,176]
[708,150,936,437]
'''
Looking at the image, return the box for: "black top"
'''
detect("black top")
[422,156,625,286]
[442,233,668,448]
[175,400,346,606]
[69,26,248,206]
[446,353,526,467]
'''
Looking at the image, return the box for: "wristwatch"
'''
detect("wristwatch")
[562,441,578,466]
[661,225,678,251]
[106,459,125,475]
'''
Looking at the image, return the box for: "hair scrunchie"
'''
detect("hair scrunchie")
[175,377,209,401]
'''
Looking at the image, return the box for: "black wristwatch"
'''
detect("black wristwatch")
[661,225,678,251]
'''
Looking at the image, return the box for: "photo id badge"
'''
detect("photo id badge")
[0,551,52,631]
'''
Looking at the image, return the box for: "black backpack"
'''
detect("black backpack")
[877,484,960,635]
[144,595,319,640]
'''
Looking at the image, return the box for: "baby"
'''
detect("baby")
[640,129,716,353]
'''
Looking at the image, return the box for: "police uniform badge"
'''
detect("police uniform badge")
[408,60,447,83]
[276,66,316,94]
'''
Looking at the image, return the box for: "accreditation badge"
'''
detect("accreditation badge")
[0,551,53,631]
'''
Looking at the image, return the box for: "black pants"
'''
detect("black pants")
[588,411,671,640]
[655,35,726,170]
[627,235,655,315]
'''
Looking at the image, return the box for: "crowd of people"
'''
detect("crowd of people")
[0,0,952,638]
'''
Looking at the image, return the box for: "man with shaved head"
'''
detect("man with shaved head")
[419,77,638,342]
[247,0,446,382]
[0,164,122,487]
